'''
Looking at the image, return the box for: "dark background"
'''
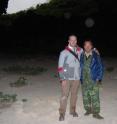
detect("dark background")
[0,0,117,57]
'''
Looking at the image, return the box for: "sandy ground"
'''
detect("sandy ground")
[0,55,117,124]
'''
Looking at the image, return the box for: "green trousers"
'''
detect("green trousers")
[82,83,100,114]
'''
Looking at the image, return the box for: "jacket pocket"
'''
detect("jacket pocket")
[63,64,74,78]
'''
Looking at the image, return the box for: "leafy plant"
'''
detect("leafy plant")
[0,92,17,108]
[0,0,9,15]
[2,65,47,75]
[106,67,114,73]
[10,77,28,88]
[22,98,28,102]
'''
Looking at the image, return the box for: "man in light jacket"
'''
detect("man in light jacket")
[58,35,83,121]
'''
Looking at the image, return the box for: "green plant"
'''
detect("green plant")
[10,77,28,88]
[0,0,9,15]
[22,99,28,102]
[0,92,17,108]
[2,65,47,75]
[106,67,114,73]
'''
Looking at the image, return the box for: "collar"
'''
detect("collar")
[84,51,93,57]
[66,45,81,53]
[68,45,75,51]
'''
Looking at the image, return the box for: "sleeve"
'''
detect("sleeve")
[96,55,104,81]
[58,51,66,80]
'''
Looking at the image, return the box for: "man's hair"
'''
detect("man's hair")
[84,39,93,47]
[68,34,77,40]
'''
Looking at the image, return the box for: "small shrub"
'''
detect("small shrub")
[0,92,17,108]
[2,65,47,75]
[10,77,27,88]
[22,99,28,102]
[106,67,114,72]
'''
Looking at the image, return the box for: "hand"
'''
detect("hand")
[61,80,67,87]
[60,79,65,83]
[94,48,100,55]
[59,72,65,81]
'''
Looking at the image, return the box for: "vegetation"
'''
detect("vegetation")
[22,98,28,102]
[0,0,116,56]
[106,67,114,73]
[10,77,28,88]
[2,65,47,75]
[0,0,115,24]
[0,0,98,27]
[0,92,17,108]
[0,0,9,15]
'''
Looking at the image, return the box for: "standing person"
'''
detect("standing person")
[80,40,104,119]
[58,35,83,121]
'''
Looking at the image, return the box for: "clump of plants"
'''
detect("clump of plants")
[22,98,28,102]
[106,67,114,73]
[0,92,17,108]
[10,77,28,88]
[2,65,47,75]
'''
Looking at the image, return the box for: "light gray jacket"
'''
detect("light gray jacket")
[58,46,83,80]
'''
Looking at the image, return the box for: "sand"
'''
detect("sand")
[0,55,117,124]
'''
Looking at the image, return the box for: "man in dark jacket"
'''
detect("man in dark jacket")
[80,40,104,119]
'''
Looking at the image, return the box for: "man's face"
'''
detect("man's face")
[68,36,77,47]
[84,41,93,53]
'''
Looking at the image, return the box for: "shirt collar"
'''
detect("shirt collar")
[84,51,93,57]
[68,45,76,51]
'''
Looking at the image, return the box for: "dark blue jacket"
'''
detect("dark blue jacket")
[80,51,104,84]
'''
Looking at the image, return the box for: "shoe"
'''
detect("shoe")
[84,111,92,116]
[59,114,65,121]
[93,114,104,119]
[70,112,78,117]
